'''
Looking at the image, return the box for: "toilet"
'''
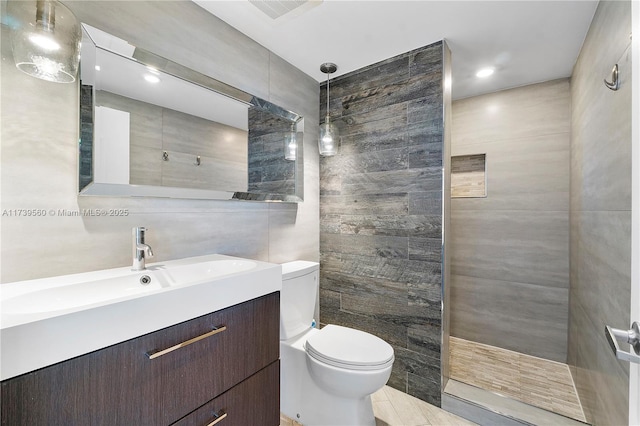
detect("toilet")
[280,261,394,426]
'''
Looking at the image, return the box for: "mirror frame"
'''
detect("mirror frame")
[78,24,304,203]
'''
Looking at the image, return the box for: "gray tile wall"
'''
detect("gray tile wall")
[319,41,448,406]
[450,79,571,363]
[247,108,296,195]
[568,1,632,424]
[0,0,319,283]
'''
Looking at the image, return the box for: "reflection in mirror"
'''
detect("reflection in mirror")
[79,24,303,202]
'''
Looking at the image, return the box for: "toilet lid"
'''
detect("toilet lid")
[305,325,394,370]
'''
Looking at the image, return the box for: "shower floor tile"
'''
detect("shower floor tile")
[449,337,587,423]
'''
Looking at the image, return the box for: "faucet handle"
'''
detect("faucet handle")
[132,226,152,271]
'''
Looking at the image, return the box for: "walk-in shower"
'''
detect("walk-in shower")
[441,2,633,425]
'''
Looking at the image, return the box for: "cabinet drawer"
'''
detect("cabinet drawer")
[173,361,280,426]
[1,292,279,426]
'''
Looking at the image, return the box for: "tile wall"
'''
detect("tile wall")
[450,79,571,363]
[0,0,319,283]
[248,108,297,195]
[568,1,632,424]
[319,41,450,405]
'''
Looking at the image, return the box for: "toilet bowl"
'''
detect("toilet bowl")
[280,261,394,426]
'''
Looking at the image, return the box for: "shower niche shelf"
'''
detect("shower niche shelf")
[451,153,487,198]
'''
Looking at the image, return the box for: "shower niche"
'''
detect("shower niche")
[451,154,486,198]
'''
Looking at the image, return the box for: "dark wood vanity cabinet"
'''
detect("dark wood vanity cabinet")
[173,361,279,426]
[1,292,280,426]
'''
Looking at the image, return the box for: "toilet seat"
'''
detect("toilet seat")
[304,325,394,371]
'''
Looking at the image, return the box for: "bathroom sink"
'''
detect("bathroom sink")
[156,259,257,285]
[2,256,259,317]
[2,259,257,316]
[2,272,169,315]
[1,254,281,381]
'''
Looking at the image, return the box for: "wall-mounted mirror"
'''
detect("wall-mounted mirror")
[79,24,304,202]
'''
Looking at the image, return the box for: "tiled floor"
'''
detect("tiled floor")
[280,413,303,426]
[449,337,586,423]
[281,338,588,426]
[372,385,477,426]
[280,385,476,426]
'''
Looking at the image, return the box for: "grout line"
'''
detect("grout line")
[447,273,568,293]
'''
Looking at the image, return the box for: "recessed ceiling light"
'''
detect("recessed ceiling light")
[94,65,101,71]
[476,67,495,78]
[144,74,160,83]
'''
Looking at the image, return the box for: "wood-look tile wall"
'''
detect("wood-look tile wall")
[450,79,571,363]
[568,1,632,425]
[0,1,319,282]
[319,41,448,406]
[247,108,296,195]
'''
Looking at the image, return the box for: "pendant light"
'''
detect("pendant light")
[319,62,339,156]
[284,123,297,161]
[8,0,81,83]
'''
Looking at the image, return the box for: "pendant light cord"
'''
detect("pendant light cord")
[326,72,330,123]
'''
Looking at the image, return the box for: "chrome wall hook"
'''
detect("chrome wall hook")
[194,155,201,166]
[604,64,619,91]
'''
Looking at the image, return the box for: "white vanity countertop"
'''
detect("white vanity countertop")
[0,254,282,381]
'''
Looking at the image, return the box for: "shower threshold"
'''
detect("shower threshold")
[443,379,589,426]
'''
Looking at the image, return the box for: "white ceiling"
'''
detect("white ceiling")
[193,0,598,100]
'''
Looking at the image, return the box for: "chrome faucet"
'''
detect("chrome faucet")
[132,226,154,271]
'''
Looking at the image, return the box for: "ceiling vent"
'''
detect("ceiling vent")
[249,0,314,20]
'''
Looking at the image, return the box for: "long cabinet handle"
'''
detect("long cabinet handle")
[207,410,227,426]
[146,325,227,360]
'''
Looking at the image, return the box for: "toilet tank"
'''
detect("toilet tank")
[280,261,319,340]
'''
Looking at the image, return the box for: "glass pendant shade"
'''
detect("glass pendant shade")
[9,0,81,83]
[284,127,297,161]
[319,62,339,156]
[319,117,340,156]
